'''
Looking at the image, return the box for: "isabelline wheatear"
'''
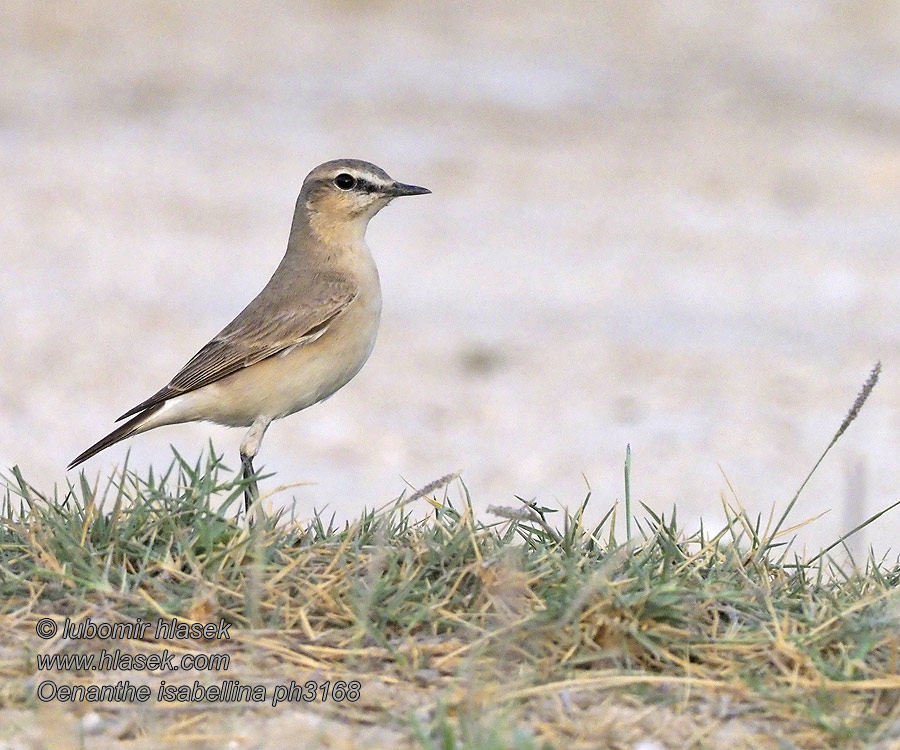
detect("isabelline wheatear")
[69,159,430,509]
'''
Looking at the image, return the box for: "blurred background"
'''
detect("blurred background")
[2,1,900,553]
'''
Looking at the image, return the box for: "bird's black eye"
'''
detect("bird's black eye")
[334,173,357,191]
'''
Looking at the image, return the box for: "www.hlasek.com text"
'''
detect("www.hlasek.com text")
[37,648,229,672]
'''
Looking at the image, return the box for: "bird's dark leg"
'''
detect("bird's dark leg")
[240,450,259,513]
[239,416,272,519]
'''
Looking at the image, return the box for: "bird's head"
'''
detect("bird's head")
[300,160,430,235]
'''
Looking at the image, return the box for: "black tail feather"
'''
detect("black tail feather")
[68,404,163,470]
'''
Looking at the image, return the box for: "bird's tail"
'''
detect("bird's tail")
[68,404,163,470]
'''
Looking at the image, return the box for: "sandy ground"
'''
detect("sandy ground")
[3,1,900,553]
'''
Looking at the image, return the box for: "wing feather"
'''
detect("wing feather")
[117,275,357,420]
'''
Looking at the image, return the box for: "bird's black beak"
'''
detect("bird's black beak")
[386,181,431,197]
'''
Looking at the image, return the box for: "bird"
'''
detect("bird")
[68,159,430,511]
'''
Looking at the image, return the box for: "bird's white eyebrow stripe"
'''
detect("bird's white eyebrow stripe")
[357,177,382,193]
[342,171,390,191]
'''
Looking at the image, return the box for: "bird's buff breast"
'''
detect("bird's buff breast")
[168,288,382,428]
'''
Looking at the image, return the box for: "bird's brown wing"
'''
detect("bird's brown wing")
[117,276,358,421]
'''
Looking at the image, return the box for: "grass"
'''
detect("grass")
[0,364,898,749]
